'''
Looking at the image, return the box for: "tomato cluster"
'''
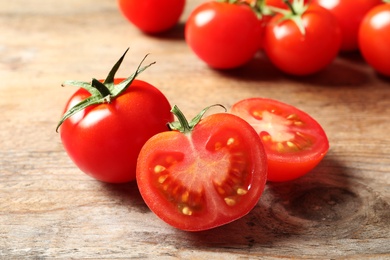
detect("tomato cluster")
[117,0,390,77]
[183,0,390,76]
[57,49,329,231]
[58,0,390,232]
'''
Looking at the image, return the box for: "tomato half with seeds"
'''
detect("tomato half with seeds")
[136,106,267,231]
[231,98,329,182]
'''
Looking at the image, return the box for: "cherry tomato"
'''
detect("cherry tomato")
[263,3,342,75]
[359,1,390,76]
[136,106,268,231]
[185,1,263,69]
[231,98,329,182]
[313,0,382,51]
[57,51,173,183]
[117,0,185,34]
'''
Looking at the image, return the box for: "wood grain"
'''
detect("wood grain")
[1,0,389,258]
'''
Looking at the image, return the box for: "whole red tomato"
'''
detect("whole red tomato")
[117,0,185,34]
[359,1,390,76]
[185,1,263,69]
[263,2,342,75]
[57,50,173,183]
[313,0,382,51]
[231,98,329,182]
[136,105,267,231]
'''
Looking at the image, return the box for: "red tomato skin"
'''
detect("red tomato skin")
[359,3,390,76]
[185,2,263,69]
[231,98,329,182]
[263,4,342,76]
[313,0,382,51]
[118,0,185,34]
[136,113,268,231]
[60,79,173,183]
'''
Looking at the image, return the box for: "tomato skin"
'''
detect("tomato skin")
[313,0,382,51]
[185,1,263,69]
[359,3,390,76]
[263,4,341,76]
[231,98,329,182]
[117,0,185,34]
[60,79,173,183]
[136,113,267,231]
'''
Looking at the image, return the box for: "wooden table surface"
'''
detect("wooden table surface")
[1,0,389,258]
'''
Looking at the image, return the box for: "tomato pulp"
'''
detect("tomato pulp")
[231,98,329,182]
[136,109,268,231]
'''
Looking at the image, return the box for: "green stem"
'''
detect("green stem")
[168,104,227,134]
[283,0,296,15]
[170,105,192,134]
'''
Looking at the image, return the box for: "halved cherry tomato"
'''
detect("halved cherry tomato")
[231,98,329,182]
[136,106,268,231]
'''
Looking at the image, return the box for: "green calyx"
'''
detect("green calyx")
[168,104,226,134]
[269,0,308,35]
[248,0,275,18]
[55,48,155,132]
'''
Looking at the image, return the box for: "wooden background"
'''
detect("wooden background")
[1,0,389,258]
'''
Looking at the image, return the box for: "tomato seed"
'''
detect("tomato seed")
[154,165,166,173]
[181,191,189,203]
[277,142,284,152]
[236,188,248,195]
[182,206,193,216]
[227,137,235,146]
[252,111,263,119]
[287,113,299,120]
[158,175,168,184]
[214,142,223,151]
[262,134,272,142]
[224,197,236,206]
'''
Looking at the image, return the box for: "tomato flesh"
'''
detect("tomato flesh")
[231,98,329,182]
[136,113,267,231]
